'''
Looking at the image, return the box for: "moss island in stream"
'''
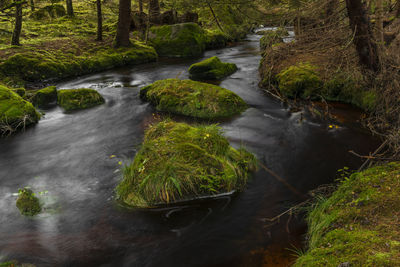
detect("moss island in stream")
[57,89,104,111]
[140,79,247,119]
[116,120,256,208]
[295,162,400,266]
[0,85,40,134]
[16,188,41,216]
[189,56,238,80]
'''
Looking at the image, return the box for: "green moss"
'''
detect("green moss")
[16,188,41,216]
[0,42,157,84]
[11,88,26,97]
[0,85,40,134]
[116,120,256,208]
[148,23,206,58]
[260,31,284,50]
[57,88,105,111]
[30,86,57,108]
[276,62,323,99]
[140,79,247,119]
[30,4,66,20]
[189,56,238,80]
[294,162,400,266]
[205,29,230,49]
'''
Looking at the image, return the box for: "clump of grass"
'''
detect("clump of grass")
[57,88,104,111]
[294,162,400,266]
[189,56,237,80]
[16,188,41,216]
[140,78,247,119]
[0,85,40,135]
[116,120,256,208]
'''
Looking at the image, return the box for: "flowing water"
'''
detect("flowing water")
[0,31,379,266]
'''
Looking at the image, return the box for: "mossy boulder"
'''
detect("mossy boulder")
[140,79,247,119]
[276,63,323,99]
[148,23,206,58]
[16,188,41,216]
[11,88,26,97]
[189,56,238,80]
[31,86,57,108]
[31,4,66,20]
[205,30,230,49]
[0,86,41,134]
[116,120,256,208]
[294,162,400,266]
[57,89,105,111]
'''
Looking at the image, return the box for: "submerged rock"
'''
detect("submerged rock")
[57,88,105,111]
[148,23,206,58]
[31,86,57,108]
[140,78,247,119]
[16,188,41,216]
[0,86,41,135]
[189,56,237,80]
[116,120,256,208]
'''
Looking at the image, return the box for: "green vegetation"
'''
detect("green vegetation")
[0,43,157,86]
[140,79,247,119]
[31,4,66,20]
[259,29,287,50]
[205,29,230,49]
[148,23,207,58]
[0,85,40,134]
[116,120,256,208]
[189,56,238,80]
[57,89,105,111]
[276,62,323,99]
[16,188,41,216]
[30,86,57,108]
[295,162,400,266]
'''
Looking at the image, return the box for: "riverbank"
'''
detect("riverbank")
[295,162,400,266]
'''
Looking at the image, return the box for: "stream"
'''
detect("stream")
[0,31,379,266]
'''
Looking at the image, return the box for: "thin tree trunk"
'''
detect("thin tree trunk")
[11,1,23,46]
[206,0,223,32]
[376,0,384,44]
[115,0,131,47]
[149,0,160,24]
[96,0,102,41]
[139,0,143,13]
[30,0,34,12]
[66,0,74,17]
[345,0,380,72]
[397,0,400,17]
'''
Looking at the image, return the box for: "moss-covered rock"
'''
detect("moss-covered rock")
[294,162,400,266]
[0,42,157,84]
[205,30,230,49]
[30,4,66,20]
[140,79,247,119]
[57,89,105,111]
[189,56,238,80]
[31,86,57,108]
[16,188,41,216]
[116,120,256,208]
[0,86,40,134]
[11,88,26,97]
[148,23,206,58]
[276,62,323,99]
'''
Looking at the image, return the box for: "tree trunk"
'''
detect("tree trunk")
[66,0,74,17]
[30,0,34,12]
[149,0,160,24]
[96,0,102,41]
[115,0,131,47]
[11,1,23,46]
[376,0,384,44]
[345,0,380,72]
[206,0,223,32]
[397,0,400,17]
[139,0,143,13]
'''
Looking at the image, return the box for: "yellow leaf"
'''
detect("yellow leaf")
[110,155,117,159]
[118,161,122,165]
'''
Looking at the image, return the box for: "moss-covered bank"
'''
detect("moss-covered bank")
[189,56,238,80]
[0,86,41,134]
[16,188,41,216]
[57,89,105,111]
[116,120,256,208]
[148,23,207,58]
[0,42,157,86]
[295,162,400,266]
[140,79,247,119]
[30,86,57,108]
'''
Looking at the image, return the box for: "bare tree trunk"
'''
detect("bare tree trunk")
[139,0,143,13]
[115,0,131,47]
[30,0,34,12]
[66,0,74,17]
[96,0,102,41]
[345,0,380,72]
[206,0,223,32]
[11,1,23,46]
[376,0,384,44]
[149,0,160,24]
